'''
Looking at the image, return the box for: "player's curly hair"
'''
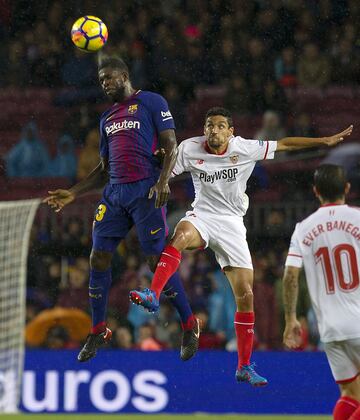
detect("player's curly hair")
[205,107,233,127]
[98,54,129,74]
[314,164,347,201]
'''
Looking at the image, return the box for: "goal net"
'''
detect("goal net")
[0,199,40,412]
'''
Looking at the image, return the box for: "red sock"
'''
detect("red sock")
[234,311,255,369]
[334,396,359,420]
[181,314,197,331]
[349,401,360,420]
[91,321,106,335]
[152,245,181,299]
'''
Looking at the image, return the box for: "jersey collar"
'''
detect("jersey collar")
[204,140,228,155]
[320,203,346,207]
[114,90,141,106]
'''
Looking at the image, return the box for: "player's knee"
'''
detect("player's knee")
[235,289,254,311]
[90,249,112,271]
[340,378,360,400]
[170,229,191,250]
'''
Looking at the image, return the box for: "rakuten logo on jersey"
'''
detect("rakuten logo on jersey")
[199,168,239,183]
[105,120,140,135]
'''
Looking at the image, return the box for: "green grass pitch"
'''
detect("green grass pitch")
[0,415,332,420]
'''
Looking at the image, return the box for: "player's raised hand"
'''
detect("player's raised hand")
[283,319,302,349]
[148,179,170,208]
[324,125,353,146]
[42,189,75,212]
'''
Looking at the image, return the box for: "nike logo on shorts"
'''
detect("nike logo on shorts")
[151,228,162,235]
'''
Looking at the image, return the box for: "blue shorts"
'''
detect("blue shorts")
[92,178,169,255]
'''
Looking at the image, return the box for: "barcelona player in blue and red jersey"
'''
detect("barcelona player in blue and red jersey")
[44,56,200,361]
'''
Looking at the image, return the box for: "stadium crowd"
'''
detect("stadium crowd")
[1,0,360,118]
[1,0,359,351]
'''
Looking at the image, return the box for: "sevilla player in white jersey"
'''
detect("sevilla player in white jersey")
[130,107,353,386]
[283,164,360,420]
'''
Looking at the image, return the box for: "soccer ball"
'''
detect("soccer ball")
[71,16,108,52]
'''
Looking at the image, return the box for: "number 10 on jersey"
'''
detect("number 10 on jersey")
[315,244,359,294]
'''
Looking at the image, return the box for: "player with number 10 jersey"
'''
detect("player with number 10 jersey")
[283,164,360,419]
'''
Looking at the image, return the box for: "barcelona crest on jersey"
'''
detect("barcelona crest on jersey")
[128,104,138,114]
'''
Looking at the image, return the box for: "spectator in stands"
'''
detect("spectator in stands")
[30,35,62,87]
[155,301,182,349]
[195,308,226,350]
[5,121,50,177]
[62,47,98,87]
[129,40,147,88]
[109,255,140,318]
[255,110,286,142]
[253,254,280,349]
[223,75,251,115]
[208,269,236,341]
[57,262,88,311]
[49,134,77,180]
[274,46,297,88]
[44,326,78,349]
[113,325,134,349]
[163,83,186,130]
[77,130,100,181]
[5,39,27,86]
[254,7,287,52]
[330,38,360,84]
[246,38,272,86]
[211,38,243,84]
[297,42,331,88]
[38,258,62,306]
[292,111,317,137]
[62,217,89,250]
[321,143,360,184]
[62,104,99,146]
[252,79,288,115]
[135,323,164,350]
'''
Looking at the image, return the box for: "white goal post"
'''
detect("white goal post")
[0,199,40,412]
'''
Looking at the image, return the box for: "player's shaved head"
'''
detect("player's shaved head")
[314,164,347,201]
[98,55,129,75]
[98,55,134,102]
[205,107,233,128]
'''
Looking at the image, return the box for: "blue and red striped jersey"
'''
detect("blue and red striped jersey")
[99,90,175,184]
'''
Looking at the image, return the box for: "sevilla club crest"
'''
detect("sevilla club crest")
[230,155,239,164]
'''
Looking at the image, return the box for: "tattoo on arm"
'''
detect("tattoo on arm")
[283,267,300,318]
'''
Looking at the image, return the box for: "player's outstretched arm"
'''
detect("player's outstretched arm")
[276,125,353,151]
[282,265,302,349]
[149,129,177,208]
[43,158,109,212]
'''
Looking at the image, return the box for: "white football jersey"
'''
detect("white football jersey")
[172,135,277,216]
[286,204,360,342]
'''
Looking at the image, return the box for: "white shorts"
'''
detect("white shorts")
[178,211,253,269]
[324,338,360,383]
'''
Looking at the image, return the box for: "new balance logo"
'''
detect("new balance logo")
[105,120,140,135]
[161,110,173,121]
